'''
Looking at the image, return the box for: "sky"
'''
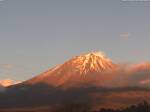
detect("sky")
[0,0,150,81]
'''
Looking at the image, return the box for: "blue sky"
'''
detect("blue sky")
[0,0,150,81]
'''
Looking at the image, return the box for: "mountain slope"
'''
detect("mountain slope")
[25,52,116,87]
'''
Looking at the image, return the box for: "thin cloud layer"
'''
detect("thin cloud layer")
[109,62,150,88]
[140,79,150,85]
[1,64,14,69]
[120,32,130,39]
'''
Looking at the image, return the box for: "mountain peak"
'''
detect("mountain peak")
[69,51,115,75]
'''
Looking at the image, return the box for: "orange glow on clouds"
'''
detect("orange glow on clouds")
[0,79,21,87]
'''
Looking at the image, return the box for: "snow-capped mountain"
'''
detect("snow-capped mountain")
[1,52,150,110]
[64,52,115,75]
[25,52,116,87]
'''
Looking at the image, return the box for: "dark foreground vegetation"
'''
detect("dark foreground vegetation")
[0,101,150,112]
[97,101,150,112]
[55,101,150,112]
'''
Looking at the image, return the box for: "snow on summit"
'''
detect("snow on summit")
[69,51,115,74]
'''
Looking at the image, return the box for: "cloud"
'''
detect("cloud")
[98,63,150,88]
[120,32,130,39]
[1,64,14,69]
[140,79,150,85]
[111,62,150,87]
[128,63,150,86]
[0,64,22,87]
[0,79,21,87]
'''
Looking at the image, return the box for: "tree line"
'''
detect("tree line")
[55,100,150,112]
